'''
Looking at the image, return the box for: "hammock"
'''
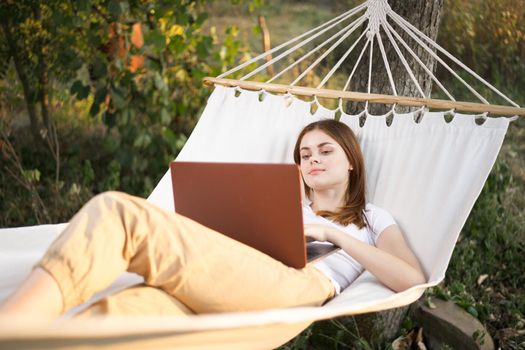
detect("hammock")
[0,0,521,348]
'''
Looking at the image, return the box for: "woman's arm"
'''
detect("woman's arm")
[304,224,426,292]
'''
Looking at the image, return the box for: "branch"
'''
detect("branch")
[4,166,31,191]
[91,4,111,23]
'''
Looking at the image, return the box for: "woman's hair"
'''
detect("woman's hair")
[293,119,366,229]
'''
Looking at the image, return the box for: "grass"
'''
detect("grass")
[204,1,341,52]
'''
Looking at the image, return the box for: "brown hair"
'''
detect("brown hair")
[293,119,367,229]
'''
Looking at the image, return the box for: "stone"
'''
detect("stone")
[411,298,494,350]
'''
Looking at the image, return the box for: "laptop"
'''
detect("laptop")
[169,161,340,269]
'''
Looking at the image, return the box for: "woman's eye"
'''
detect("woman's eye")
[321,150,332,155]
[301,154,311,160]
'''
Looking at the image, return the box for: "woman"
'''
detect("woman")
[0,119,426,319]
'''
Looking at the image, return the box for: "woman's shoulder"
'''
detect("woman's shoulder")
[364,203,391,216]
[363,203,397,235]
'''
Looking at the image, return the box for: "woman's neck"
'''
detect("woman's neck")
[309,189,346,212]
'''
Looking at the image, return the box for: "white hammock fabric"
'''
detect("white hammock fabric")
[0,85,510,349]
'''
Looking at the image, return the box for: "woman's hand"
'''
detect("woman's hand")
[304,224,331,242]
[307,223,426,292]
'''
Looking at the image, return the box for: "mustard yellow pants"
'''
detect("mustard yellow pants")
[37,191,335,317]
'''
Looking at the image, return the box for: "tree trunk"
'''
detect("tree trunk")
[0,21,41,142]
[341,0,443,347]
[348,0,443,115]
[34,3,51,131]
[258,15,274,77]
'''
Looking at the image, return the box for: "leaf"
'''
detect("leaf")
[191,67,206,81]
[425,297,437,309]
[160,108,171,125]
[111,87,127,109]
[22,169,41,183]
[170,36,186,54]
[70,57,84,71]
[176,12,190,26]
[153,72,166,90]
[103,111,117,128]
[90,86,108,116]
[133,133,151,148]
[87,31,102,47]
[477,274,489,285]
[73,0,90,12]
[252,26,261,35]
[90,57,108,80]
[145,29,166,53]
[175,68,189,82]
[68,183,81,196]
[108,0,122,17]
[167,25,184,37]
[89,102,100,117]
[94,86,108,106]
[161,126,177,148]
[195,13,208,26]
[119,1,130,15]
[467,305,479,318]
[123,107,136,123]
[70,80,90,100]
[196,41,209,59]
[82,160,95,186]
[175,134,187,151]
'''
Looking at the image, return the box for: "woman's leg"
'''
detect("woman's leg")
[74,284,193,318]
[1,191,334,317]
[0,267,62,319]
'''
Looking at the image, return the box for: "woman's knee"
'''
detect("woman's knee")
[85,191,131,209]
[93,190,127,202]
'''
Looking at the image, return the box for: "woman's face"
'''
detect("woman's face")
[299,129,351,192]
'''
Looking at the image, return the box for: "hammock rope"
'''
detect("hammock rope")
[218,4,369,79]
[214,0,523,117]
[343,36,370,91]
[228,4,368,80]
[288,17,366,86]
[375,30,398,96]
[267,26,366,84]
[390,11,520,107]
[290,17,366,87]
[245,15,367,81]
[388,10,490,104]
[316,30,367,89]
[383,20,454,101]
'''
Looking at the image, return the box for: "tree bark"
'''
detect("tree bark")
[1,21,41,141]
[347,0,444,115]
[340,0,443,346]
[34,3,51,130]
[258,15,274,77]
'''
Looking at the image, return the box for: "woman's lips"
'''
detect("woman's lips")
[309,169,324,175]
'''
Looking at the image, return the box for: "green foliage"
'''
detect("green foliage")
[0,0,251,215]
[278,318,381,350]
[439,0,525,97]
[425,136,525,348]
[66,1,252,196]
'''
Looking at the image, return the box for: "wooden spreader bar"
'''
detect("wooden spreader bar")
[204,77,525,117]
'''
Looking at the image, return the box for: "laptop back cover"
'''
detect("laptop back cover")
[170,162,307,268]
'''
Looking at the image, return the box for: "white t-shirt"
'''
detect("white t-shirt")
[302,202,396,294]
